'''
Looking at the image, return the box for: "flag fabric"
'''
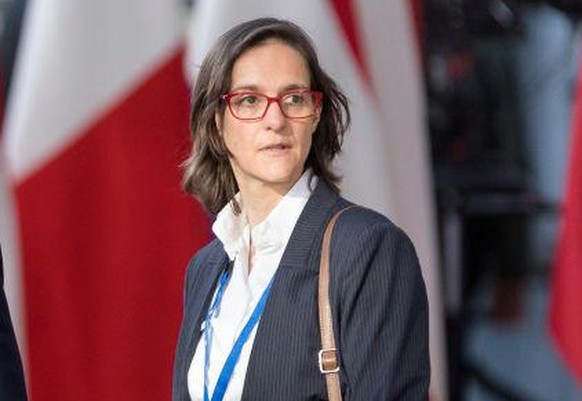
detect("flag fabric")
[549,54,582,385]
[187,1,447,400]
[1,1,210,400]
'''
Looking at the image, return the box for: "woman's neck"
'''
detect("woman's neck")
[241,186,285,227]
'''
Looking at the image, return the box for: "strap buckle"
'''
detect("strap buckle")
[318,348,340,374]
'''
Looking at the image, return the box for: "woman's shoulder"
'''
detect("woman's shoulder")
[183,238,226,290]
[330,202,422,286]
[187,238,226,276]
[187,238,225,269]
[333,201,416,251]
[336,202,401,233]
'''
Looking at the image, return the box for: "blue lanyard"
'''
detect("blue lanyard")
[203,268,275,401]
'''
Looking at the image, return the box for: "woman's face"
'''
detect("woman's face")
[218,39,320,197]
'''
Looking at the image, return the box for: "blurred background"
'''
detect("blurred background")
[0,0,581,400]
[425,0,582,400]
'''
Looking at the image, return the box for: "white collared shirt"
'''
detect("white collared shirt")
[187,171,317,401]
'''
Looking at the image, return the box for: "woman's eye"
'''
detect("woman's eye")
[286,93,306,105]
[235,95,259,106]
[243,96,258,104]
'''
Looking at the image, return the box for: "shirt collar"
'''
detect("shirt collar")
[213,170,317,261]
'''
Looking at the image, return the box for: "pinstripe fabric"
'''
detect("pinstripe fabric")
[172,181,430,400]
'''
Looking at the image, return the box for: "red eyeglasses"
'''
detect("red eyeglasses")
[221,90,323,121]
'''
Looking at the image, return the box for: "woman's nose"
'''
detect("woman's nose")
[262,100,287,129]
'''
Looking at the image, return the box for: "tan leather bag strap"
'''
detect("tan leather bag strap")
[318,206,354,401]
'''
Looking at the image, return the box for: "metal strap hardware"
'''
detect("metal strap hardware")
[318,348,340,374]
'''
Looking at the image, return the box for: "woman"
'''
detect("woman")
[173,17,430,401]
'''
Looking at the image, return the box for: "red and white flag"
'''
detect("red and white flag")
[1,1,210,400]
[549,54,582,385]
[187,1,447,400]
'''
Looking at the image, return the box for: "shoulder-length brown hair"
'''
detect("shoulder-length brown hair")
[182,17,350,215]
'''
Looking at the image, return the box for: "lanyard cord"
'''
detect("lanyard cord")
[203,269,231,401]
[203,267,275,401]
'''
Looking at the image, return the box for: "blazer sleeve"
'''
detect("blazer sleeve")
[0,251,28,401]
[331,212,430,400]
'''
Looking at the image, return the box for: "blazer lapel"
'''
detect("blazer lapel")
[241,181,346,398]
[175,243,229,401]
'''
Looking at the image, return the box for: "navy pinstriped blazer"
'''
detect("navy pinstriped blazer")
[172,181,430,400]
[0,248,28,401]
